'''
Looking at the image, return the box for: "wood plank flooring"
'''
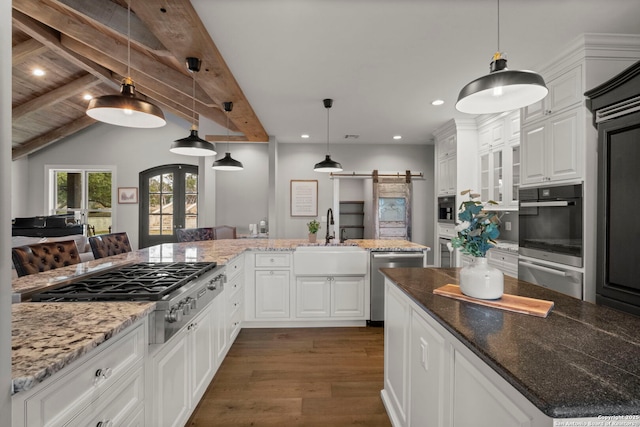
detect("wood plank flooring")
[186,327,392,427]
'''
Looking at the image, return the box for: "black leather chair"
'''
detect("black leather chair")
[12,240,80,277]
[213,225,237,240]
[88,232,132,259]
[176,227,215,242]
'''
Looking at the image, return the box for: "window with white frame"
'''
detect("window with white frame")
[48,167,114,235]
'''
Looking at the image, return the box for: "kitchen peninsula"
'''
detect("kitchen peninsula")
[10,238,428,426]
[381,267,640,426]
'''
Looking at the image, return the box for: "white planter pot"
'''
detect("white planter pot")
[459,257,504,299]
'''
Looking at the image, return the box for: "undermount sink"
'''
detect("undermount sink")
[294,245,367,275]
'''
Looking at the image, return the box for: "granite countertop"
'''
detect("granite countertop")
[12,302,155,394]
[493,240,519,253]
[11,238,429,395]
[381,267,640,419]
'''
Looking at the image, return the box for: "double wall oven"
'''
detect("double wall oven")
[518,184,584,299]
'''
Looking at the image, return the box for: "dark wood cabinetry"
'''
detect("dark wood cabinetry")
[586,60,640,316]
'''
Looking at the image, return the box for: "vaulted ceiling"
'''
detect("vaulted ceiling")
[11,0,268,160]
[11,0,640,161]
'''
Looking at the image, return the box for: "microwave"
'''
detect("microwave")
[437,196,455,223]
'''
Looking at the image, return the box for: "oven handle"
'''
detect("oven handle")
[520,201,572,207]
[518,260,568,277]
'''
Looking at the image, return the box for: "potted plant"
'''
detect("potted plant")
[307,219,321,243]
[451,190,504,299]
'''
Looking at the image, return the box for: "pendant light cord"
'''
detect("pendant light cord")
[496,0,500,52]
[326,106,330,155]
[127,0,131,78]
[192,74,196,127]
[226,109,230,152]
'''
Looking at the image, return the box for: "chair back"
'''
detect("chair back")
[176,227,215,242]
[213,225,237,240]
[89,232,132,259]
[12,240,80,277]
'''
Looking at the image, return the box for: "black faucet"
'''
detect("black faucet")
[325,208,335,245]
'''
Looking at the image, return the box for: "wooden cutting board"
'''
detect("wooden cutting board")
[433,284,554,318]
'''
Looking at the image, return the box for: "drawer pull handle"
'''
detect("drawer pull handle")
[96,420,113,427]
[95,367,112,380]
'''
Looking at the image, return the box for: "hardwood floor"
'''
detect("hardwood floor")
[186,327,392,427]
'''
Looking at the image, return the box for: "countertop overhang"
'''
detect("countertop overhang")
[381,267,640,419]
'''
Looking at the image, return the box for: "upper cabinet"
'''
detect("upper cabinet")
[521,65,583,124]
[434,119,479,198]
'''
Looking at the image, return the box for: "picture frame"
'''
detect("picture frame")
[290,180,318,217]
[118,187,138,204]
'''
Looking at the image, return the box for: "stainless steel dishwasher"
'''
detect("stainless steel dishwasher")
[370,251,426,325]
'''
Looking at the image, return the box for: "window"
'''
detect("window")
[48,167,114,235]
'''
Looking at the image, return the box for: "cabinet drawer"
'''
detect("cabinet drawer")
[23,322,145,427]
[225,254,244,281]
[255,253,290,268]
[228,306,242,343]
[68,365,144,427]
[226,272,243,302]
[437,224,456,237]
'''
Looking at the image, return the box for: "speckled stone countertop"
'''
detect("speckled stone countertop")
[493,239,519,253]
[12,302,155,394]
[381,267,640,418]
[11,239,428,395]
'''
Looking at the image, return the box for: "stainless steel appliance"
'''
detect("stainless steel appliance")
[518,184,583,298]
[30,262,225,343]
[370,251,425,324]
[439,237,456,268]
[437,196,455,223]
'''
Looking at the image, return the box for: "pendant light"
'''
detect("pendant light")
[212,102,244,171]
[314,98,343,172]
[170,57,217,156]
[455,0,548,115]
[86,0,166,128]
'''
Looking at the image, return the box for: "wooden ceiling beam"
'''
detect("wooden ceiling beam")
[12,10,118,89]
[205,135,262,143]
[132,0,269,142]
[12,38,47,65]
[51,0,170,56]
[12,115,96,160]
[13,73,100,120]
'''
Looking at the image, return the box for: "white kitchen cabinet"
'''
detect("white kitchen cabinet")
[255,269,291,318]
[437,154,457,196]
[296,275,365,319]
[382,279,552,427]
[521,108,582,185]
[148,301,217,427]
[487,248,519,278]
[12,319,147,427]
[522,64,583,125]
[225,255,244,345]
[409,308,448,427]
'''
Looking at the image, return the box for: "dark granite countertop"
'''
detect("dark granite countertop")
[380,267,640,419]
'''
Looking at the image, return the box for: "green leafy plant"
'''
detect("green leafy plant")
[307,219,321,234]
[451,190,501,257]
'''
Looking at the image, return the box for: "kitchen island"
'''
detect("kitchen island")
[381,267,640,426]
[10,239,427,395]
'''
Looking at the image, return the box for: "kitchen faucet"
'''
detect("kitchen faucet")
[325,208,335,245]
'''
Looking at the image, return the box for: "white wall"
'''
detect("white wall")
[1,0,12,421]
[276,142,435,262]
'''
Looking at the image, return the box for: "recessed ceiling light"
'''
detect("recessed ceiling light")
[32,68,45,77]
[431,99,444,106]
[83,94,93,101]
[393,135,402,140]
[301,134,310,139]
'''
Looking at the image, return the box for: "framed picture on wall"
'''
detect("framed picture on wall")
[290,180,318,216]
[118,187,138,204]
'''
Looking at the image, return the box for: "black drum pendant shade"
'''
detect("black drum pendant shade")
[86,0,165,128]
[212,102,244,171]
[314,98,343,172]
[170,57,217,156]
[455,0,548,115]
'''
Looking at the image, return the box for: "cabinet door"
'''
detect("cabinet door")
[384,282,410,427]
[410,311,447,427]
[190,307,215,404]
[509,144,521,207]
[521,122,547,185]
[492,150,503,203]
[446,155,457,194]
[437,156,450,195]
[480,152,490,202]
[151,331,191,427]
[548,108,581,182]
[213,289,227,363]
[452,349,532,427]
[331,276,365,317]
[296,276,330,317]
[255,270,290,318]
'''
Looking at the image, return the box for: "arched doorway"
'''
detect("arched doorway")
[139,164,199,248]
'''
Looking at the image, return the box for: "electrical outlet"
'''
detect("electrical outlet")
[505,221,512,231]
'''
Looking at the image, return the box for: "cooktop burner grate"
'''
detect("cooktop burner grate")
[30,262,217,302]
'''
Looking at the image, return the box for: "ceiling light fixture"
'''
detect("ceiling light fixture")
[301,134,310,139]
[431,99,444,106]
[32,68,45,77]
[314,98,343,173]
[86,0,166,128]
[393,135,402,140]
[170,57,217,156]
[455,0,548,114]
[212,102,244,171]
